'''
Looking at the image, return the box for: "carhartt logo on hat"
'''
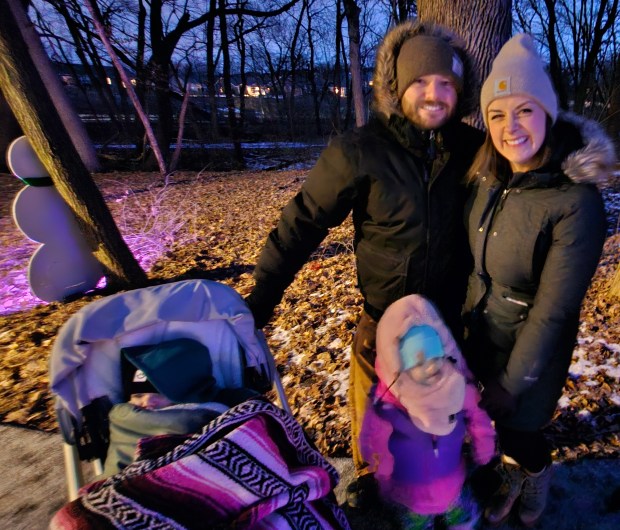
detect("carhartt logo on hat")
[494,77,510,96]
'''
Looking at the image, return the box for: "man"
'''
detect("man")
[246,19,483,509]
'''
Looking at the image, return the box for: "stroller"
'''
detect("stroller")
[49,279,349,529]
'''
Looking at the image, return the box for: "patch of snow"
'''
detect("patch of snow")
[328,337,344,350]
[557,395,571,408]
[569,346,619,380]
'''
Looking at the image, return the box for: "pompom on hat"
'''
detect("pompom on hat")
[480,33,558,128]
[396,35,464,99]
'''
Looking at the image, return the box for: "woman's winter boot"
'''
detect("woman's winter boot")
[484,456,524,525]
[518,465,552,527]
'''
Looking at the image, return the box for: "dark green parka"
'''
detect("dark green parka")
[463,113,615,431]
[248,20,483,332]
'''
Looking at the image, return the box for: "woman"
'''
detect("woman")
[462,33,615,527]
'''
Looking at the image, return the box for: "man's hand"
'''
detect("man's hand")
[245,284,283,329]
[479,379,517,420]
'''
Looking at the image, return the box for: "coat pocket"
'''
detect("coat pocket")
[482,291,532,354]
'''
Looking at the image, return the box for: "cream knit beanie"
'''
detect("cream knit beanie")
[480,33,558,128]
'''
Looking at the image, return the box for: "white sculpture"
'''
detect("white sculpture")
[8,136,104,302]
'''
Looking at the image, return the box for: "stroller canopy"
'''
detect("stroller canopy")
[50,280,274,424]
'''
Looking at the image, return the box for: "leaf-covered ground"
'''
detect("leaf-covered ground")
[0,168,619,463]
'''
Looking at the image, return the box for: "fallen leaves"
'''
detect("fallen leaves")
[0,169,618,465]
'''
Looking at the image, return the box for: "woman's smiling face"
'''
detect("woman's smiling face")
[487,95,548,173]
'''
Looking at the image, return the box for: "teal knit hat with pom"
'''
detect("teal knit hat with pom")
[398,324,444,371]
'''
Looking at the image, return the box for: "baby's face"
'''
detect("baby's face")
[129,393,173,409]
[409,357,445,385]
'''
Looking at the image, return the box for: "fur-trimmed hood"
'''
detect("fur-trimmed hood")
[558,112,617,188]
[371,19,478,121]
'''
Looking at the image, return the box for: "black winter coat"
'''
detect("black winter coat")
[252,116,482,331]
[463,114,614,431]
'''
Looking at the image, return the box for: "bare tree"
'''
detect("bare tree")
[514,0,620,116]
[343,0,366,126]
[83,0,168,175]
[206,0,220,141]
[31,1,130,145]
[219,0,244,164]
[9,0,100,172]
[0,1,146,288]
[384,0,417,24]
[35,0,300,166]
[304,0,323,136]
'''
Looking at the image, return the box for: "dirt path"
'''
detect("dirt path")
[2,424,619,530]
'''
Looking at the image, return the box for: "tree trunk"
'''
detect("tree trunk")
[219,0,244,165]
[0,2,147,288]
[343,0,366,127]
[8,0,100,172]
[332,0,344,132]
[541,0,569,110]
[0,90,22,172]
[169,85,190,173]
[286,2,306,140]
[418,0,512,128]
[305,6,322,136]
[610,258,620,300]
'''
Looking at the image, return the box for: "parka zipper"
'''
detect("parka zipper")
[421,130,437,290]
[422,164,431,292]
[472,181,505,311]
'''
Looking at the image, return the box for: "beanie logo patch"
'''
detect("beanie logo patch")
[494,77,511,97]
[452,55,464,79]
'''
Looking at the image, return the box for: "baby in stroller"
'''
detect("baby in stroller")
[103,335,259,477]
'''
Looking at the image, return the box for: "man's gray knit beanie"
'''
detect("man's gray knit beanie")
[396,35,464,99]
[480,33,558,128]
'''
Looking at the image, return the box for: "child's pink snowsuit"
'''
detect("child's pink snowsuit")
[359,294,496,515]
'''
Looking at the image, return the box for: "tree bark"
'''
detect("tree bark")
[418,0,512,128]
[0,2,147,288]
[343,0,366,126]
[610,257,620,300]
[7,0,100,172]
[219,0,244,165]
[0,90,22,172]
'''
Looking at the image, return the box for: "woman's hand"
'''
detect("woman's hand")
[479,379,517,420]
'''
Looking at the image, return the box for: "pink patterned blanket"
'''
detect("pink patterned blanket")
[50,398,350,529]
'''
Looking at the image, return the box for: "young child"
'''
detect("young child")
[359,295,495,530]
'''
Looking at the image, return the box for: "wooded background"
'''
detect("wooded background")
[1,0,618,294]
[1,1,618,170]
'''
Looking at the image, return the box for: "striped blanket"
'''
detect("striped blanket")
[50,398,350,529]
